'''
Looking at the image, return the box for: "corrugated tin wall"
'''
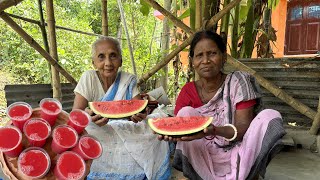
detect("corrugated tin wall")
[226,57,320,127]
[5,83,75,113]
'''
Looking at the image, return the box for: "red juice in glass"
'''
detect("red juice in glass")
[54,151,86,180]
[40,98,62,126]
[71,135,102,160]
[67,109,91,134]
[6,102,32,131]
[23,118,51,147]
[51,125,78,154]
[0,126,23,157]
[18,147,51,179]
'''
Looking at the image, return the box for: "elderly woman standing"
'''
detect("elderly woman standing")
[73,37,170,180]
[158,31,285,180]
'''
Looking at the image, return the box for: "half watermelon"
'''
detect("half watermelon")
[148,116,213,135]
[89,100,148,118]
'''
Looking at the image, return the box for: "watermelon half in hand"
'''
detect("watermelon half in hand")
[89,100,148,118]
[148,116,213,135]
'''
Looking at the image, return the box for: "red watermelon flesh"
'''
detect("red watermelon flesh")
[89,100,148,118]
[148,116,213,135]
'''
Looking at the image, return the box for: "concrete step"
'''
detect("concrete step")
[282,134,295,147]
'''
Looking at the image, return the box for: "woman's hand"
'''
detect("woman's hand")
[85,107,108,126]
[129,107,150,123]
[156,125,216,141]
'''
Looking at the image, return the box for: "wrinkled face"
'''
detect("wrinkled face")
[192,38,225,79]
[92,40,122,79]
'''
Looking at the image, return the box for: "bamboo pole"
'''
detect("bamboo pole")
[101,0,108,36]
[159,0,172,92]
[138,35,193,85]
[195,0,202,28]
[310,97,320,135]
[46,0,62,101]
[7,13,102,37]
[194,0,202,81]
[226,55,317,120]
[0,12,77,86]
[143,0,193,35]
[117,0,137,75]
[138,0,241,84]
[0,0,24,12]
[37,0,52,83]
[220,0,230,35]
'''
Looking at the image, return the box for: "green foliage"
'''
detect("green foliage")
[230,0,280,58]
[178,9,190,20]
[268,0,280,10]
[242,3,255,58]
[139,0,151,16]
[88,0,120,36]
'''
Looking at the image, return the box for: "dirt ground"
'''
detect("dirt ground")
[170,148,320,180]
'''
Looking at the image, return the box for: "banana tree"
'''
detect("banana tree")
[229,0,279,58]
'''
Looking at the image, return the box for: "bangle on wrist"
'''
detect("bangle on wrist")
[204,125,216,140]
[224,123,237,141]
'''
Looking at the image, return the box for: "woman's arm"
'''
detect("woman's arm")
[73,92,108,126]
[213,106,254,141]
[73,92,89,110]
[159,101,255,142]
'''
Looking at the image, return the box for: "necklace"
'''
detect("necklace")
[199,74,224,103]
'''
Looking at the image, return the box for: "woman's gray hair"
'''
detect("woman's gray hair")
[91,36,122,59]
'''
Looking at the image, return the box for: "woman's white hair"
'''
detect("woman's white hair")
[91,36,122,59]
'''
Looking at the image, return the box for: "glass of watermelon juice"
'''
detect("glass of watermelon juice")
[0,125,23,157]
[67,109,91,134]
[54,151,86,180]
[6,102,33,131]
[71,135,102,160]
[18,147,51,179]
[39,98,62,126]
[23,118,52,147]
[51,125,78,154]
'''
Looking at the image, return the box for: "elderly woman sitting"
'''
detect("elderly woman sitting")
[73,37,171,179]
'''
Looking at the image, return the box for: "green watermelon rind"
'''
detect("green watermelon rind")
[88,100,148,119]
[148,116,213,135]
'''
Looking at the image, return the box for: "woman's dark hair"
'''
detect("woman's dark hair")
[189,30,227,58]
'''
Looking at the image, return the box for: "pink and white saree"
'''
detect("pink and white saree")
[173,71,285,180]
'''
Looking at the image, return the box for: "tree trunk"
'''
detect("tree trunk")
[37,0,52,83]
[101,0,108,36]
[221,0,230,36]
[159,0,172,92]
[46,0,62,101]
[195,0,202,28]
[172,0,181,101]
[117,0,137,75]
[203,0,220,31]
[231,3,240,58]
[194,0,202,80]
